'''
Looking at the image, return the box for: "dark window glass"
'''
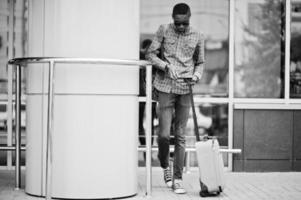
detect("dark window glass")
[290,1,301,98]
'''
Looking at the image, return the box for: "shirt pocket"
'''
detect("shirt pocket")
[163,38,176,54]
[183,40,197,57]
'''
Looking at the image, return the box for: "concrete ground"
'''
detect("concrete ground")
[0,168,301,200]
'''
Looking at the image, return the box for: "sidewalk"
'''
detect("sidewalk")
[0,168,301,200]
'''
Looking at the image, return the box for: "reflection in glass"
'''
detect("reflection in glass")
[186,103,228,167]
[138,103,229,167]
[186,103,228,147]
[0,0,28,98]
[140,0,229,97]
[234,0,284,98]
[290,1,301,98]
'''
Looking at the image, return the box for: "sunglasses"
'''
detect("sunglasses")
[174,21,189,27]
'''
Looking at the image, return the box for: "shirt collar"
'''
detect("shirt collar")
[171,23,191,35]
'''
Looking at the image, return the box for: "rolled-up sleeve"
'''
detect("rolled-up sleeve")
[193,33,205,80]
[145,25,168,71]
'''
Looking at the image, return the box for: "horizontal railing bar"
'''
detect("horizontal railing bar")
[0,146,26,151]
[0,145,241,154]
[138,146,241,154]
[138,135,228,139]
[8,57,151,66]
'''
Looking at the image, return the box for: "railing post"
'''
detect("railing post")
[14,64,21,189]
[284,0,291,103]
[145,64,152,197]
[228,0,235,171]
[7,0,15,171]
[45,61,55,200]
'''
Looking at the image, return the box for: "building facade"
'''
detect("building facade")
[0,0,301,172]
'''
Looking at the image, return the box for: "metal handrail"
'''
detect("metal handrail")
[8,57,150,65]
[7,57,153,199]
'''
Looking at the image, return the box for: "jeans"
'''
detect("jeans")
[139,102,157,145]
[157,91,190,180]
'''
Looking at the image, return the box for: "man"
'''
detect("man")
[146,3,205,194]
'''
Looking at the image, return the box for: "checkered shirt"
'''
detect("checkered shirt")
[146,23,205,94]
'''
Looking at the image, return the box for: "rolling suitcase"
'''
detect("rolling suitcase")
[195,138,225,197]
[185,78,225,197]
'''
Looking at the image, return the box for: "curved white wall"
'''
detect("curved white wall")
[26,0,140,198]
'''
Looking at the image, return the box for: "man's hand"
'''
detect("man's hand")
[182,75,199,85]
[192,75,199,83]
[166,64,179,80]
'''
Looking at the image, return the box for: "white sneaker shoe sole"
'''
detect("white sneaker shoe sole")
[173,188,186,194]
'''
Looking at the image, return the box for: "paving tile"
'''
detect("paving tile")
[0,168,301,200]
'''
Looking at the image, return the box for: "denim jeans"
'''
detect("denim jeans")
[157,91,190,180]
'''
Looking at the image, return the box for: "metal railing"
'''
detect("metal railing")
[7,57,154,199]
[6,57,242,199]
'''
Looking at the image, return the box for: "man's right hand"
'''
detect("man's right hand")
[166,64,179,80]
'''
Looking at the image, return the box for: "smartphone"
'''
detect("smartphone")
[180,76,193,83]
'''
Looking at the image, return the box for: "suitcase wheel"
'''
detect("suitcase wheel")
[199,190,220,197]
[199,190,209,197]
[199,181,222,197]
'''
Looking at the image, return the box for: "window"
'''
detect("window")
[290,1,301,98]
[0,0,28,100]
[234,0,284,98]
[140,0,229,97]
[140,0,230,167]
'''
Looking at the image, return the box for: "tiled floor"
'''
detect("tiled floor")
[1,168,301,200]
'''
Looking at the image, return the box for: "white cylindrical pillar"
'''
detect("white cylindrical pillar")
[25,0,139,199]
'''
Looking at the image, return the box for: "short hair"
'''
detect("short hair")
[172,3,191,17]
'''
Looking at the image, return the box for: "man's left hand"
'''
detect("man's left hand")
[192,75,199,83]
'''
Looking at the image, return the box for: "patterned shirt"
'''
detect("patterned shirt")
[146,23,205,94]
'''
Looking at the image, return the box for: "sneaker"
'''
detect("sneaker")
[172,179,186,194]
[163,167,172,187]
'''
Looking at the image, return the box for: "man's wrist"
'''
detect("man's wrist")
[193,74,200,82]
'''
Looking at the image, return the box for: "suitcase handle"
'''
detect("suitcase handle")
[182,78,201,142]
[181,77,222,142]
[189,87,200,141]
